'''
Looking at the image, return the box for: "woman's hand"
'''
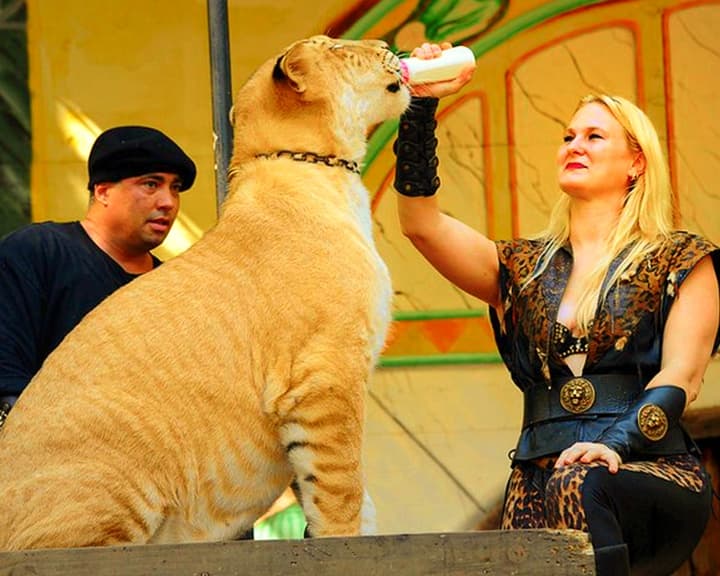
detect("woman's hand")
[554,442,623,474]
[408,42,476,99]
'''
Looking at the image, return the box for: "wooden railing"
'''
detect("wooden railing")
[0,529,595,576]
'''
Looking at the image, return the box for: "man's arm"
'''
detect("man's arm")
[0,232,47,399]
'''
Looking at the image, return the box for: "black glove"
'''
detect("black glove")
[594,385,686,461]
[393,97,441,197]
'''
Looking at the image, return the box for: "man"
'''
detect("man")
[0,126,196,426]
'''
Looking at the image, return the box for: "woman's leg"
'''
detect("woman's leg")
[545,456,711,576]
[501,459,554,529]
[501,459,630,574]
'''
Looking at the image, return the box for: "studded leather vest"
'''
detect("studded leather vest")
[489,231,720,461]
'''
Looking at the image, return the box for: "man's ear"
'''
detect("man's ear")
[272,42,314,94]
[93,183,111,206]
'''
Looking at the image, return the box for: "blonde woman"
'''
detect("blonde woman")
[394,43,718,576]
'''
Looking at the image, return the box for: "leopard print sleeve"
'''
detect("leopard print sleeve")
[662,231,720,353]
[489,239,547,380]
[493,240,516,336]
[492,239,541,334]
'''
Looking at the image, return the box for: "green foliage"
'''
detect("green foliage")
[0,0,30,237]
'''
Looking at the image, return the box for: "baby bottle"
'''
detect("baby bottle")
[399,45,476,85]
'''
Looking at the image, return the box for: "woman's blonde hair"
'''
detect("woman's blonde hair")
[527,94,676,334]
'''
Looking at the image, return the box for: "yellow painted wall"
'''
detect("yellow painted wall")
[27,0,720,534]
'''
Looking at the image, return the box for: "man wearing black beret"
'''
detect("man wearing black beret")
[0,126,196,426]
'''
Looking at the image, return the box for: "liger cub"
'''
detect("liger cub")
[0,35,410,550]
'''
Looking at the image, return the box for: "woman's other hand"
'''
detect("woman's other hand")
[554,441,623,474]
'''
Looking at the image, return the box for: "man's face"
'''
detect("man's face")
[102,172,182,252]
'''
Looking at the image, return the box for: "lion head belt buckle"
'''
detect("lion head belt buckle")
[637,404,669,441]
[559,377,596,414]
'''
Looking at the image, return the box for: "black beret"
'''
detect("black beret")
[87,126,196,192]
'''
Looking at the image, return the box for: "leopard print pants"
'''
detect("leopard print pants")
[501,454,712,575]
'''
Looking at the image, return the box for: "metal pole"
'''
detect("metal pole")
[207,0,234,213]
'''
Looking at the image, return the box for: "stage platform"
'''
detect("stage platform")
[0,529,595,575]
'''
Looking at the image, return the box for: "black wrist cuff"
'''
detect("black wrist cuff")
[393,97,441,197]
[403,96,439,120]
[594,385,686,460]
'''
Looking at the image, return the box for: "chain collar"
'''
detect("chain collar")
[0,400,11,430]
[255,150,360,175]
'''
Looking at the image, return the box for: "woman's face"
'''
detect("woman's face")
[556,102,637,199]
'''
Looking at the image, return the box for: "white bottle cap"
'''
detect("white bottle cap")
[400,45,475,85]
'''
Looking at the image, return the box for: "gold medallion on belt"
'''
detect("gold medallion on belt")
[559,377,596,414]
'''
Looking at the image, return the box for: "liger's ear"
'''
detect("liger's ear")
[272,42,313,94]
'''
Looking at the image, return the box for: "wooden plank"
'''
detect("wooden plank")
[0,530,595,576]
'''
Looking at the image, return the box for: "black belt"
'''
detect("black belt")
[522,374,645,428]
